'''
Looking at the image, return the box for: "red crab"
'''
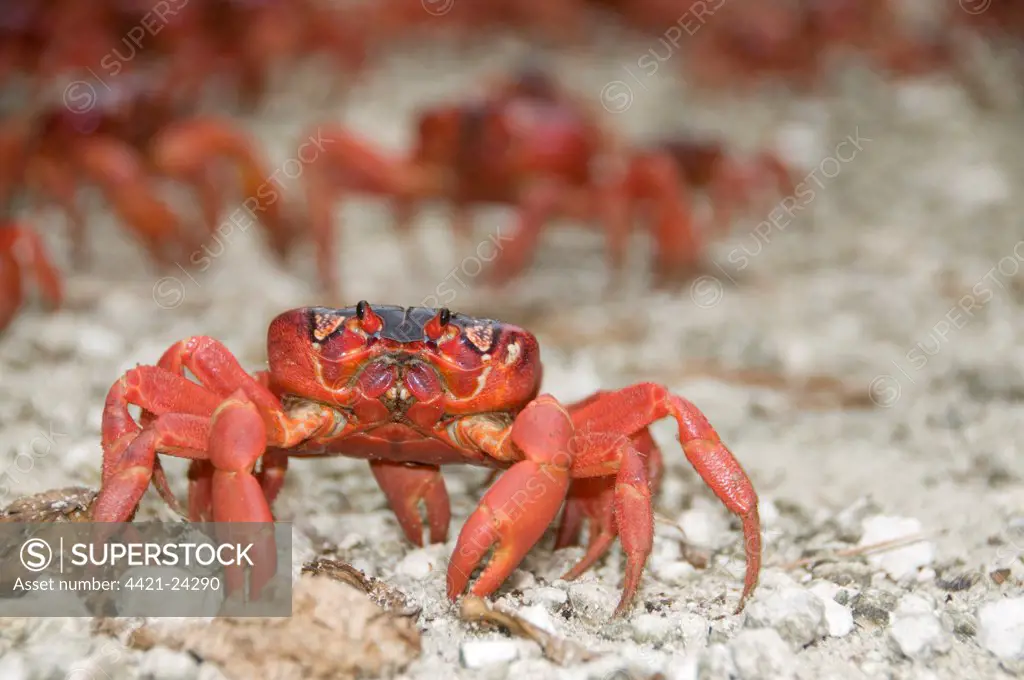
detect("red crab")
[301,65,708,297]
[92,302,761,616]
[0,220,63,332]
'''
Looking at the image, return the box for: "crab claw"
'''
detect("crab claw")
[446,395,573,601]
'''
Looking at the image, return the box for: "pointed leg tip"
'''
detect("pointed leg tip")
[612,598,634,619]
[559,567,583,582]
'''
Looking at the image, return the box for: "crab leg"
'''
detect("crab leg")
[447,395,574,600]
[207,390,277,598]
[0,224,63,331]
[370,460,451,545]
[188,460,214,522]
[149,118,297,259]
[570,383,761,613]
[553,476,615,565]
[93,412,211,522]
[71,136,191,266]
[99,338,336,521]
[628,151,704,287]
[23,154,90,267]
[553,428,663,574]
[483,181,565,286]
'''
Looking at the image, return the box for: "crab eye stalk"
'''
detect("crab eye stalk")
[355,300,382,334]
[424,307,451,341]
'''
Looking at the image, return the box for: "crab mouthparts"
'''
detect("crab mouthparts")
[383,381,415,411]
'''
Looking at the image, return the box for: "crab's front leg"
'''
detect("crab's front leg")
[97,337,337,523]
[445,395,575,601]
[370,461,451,546]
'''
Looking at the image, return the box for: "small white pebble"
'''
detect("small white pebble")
[656,561,697,586]
[138,647,199,680]
[759,499,780,527]
[978,597,1024,660]
[337,533,363,550]
[524,586,567,607]
[197,663,231,680]
[666,653,699,680]
[743,587,828,650]
[896,594,934,617]
[808,583,854,638]
[568,582,612,620]
[728,629,797,680]
[859,516,934,581]
[394,549,436,580]
[631,612,676,645]
[516,604,556,634]
[506,570,536,590]
[460,640,519,668]
[888,596,951,661]
[678,507,730,549]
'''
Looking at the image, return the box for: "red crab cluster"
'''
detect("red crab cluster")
[0,78,297,332]
[93,302,762,616]
[1,0,366,111]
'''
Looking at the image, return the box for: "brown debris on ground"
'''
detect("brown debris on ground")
[129,574,422,680]
[0,486,96,522]
[303,556,421,616]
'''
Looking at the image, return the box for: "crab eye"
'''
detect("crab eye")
[354,300,382,334]
[424,308,451,341]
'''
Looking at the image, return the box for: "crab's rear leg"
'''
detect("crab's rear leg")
[553,428,663,579]
[554,430,654,617]
[93,412,211,522]
[628,151,704,288]
[370,461,451,546]
[571,383,761,613]
[446,395,574,601]
[483,180,564,287]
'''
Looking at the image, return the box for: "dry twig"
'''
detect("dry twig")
[459,595,598,666]
[778,532,938,570]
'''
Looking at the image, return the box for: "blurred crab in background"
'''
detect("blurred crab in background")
[92,302,762,615]
[298,64,719,298]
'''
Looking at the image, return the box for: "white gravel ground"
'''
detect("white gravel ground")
[2,32,1024,680]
